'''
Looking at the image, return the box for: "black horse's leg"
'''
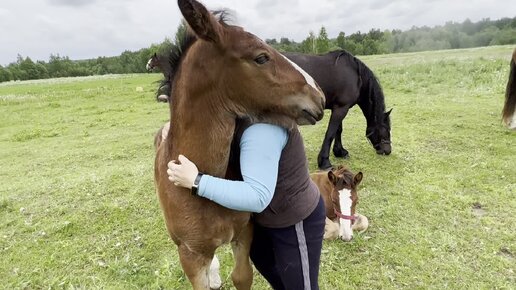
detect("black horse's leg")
[332,122,349,158]
[318,107,349,170]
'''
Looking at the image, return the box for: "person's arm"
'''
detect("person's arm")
[167,123,287,212]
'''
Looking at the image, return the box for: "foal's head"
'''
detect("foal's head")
[366,109,392,155]
[175,0,325,127]
[328,166,363,241]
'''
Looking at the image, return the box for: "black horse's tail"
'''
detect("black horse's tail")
[502,49,516,126]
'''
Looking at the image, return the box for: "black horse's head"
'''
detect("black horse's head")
[366,109,392,155]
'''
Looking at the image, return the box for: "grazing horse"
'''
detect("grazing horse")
[502,48,516,130]
[284,51,392,169]
[310,166,366,241]
[146,52,160,71]
[147,52,172,102]
[154,1,325,289]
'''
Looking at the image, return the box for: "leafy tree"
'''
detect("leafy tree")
[174,21,187,45]
[336,32,346,49]
[301,31,316,54]
[490,28,516,45]
[280,38,291,46]
[316,26,330,53]
[0,65,12,82]
[266,38,278,45]
[19,57,38,80]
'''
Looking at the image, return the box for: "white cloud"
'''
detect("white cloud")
[47,0,97,7]
[1,0,515,65]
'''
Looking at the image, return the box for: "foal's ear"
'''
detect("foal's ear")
[354,172,363,186]
[178,0,222,43]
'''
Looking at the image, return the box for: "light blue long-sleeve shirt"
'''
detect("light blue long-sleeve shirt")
[198,123,288,212]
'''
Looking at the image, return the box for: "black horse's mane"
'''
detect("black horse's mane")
[333,50,388,126]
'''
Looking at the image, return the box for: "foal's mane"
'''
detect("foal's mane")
[160,11,232,88]
[332,166,356,190]
[334,50,388,126]
[163,29,196,87]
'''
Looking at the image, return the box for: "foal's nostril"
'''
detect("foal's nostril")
[341,235,353,242]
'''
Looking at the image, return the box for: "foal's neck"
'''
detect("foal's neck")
[168,92,236,177]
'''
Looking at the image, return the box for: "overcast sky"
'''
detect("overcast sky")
[1,0,515,66]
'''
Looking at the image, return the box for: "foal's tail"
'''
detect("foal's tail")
[502,49,516,128]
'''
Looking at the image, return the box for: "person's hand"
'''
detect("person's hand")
[167,155,199,189]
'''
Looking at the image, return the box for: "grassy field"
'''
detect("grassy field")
[1,45,515,289]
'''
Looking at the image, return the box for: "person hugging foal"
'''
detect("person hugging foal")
[168,117,326,290]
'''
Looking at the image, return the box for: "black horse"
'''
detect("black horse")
[284,51,391,169]
[148,50,392,170]
[147,53,172,102]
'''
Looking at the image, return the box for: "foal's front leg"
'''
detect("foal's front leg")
[178,244,214,290]
[230,222,253,290]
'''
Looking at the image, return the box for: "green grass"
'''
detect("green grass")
[1,45,515,289]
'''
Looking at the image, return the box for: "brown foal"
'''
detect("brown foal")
[154,1,325,289]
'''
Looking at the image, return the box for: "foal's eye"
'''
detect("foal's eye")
[254,54,270,65]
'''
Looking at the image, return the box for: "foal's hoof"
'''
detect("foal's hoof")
[209,256,222,289]
[352,214,369,233]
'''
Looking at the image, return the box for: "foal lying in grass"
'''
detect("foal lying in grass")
[310,166,369,241]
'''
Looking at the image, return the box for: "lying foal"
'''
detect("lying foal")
[311,166,368,241]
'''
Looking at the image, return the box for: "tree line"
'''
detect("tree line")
[267,17,516,55]
[1,16,515,83]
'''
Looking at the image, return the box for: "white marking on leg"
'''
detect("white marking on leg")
[209,255,222,289]
[338,188,353,241]
[281,55,319,91]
